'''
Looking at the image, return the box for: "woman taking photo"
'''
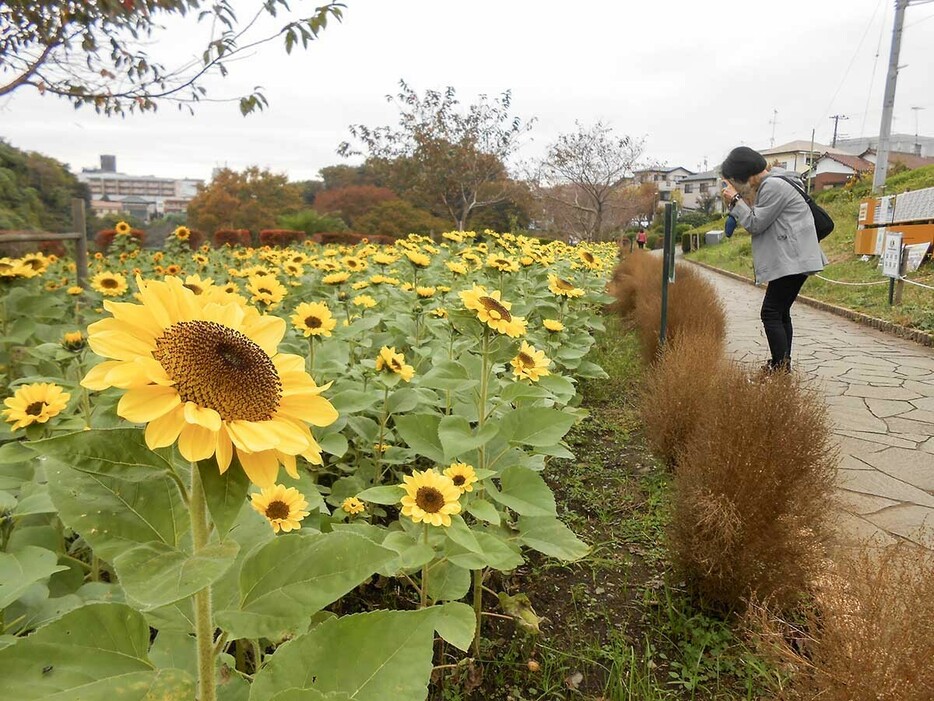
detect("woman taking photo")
[720,146,828,373]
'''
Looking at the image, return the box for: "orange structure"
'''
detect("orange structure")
[855,186,934,255]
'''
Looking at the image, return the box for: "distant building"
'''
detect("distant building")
[678,170,723,213]
[836,133,934,159]
[757,140,852,174]
[633,166,694,202]
[806,153,874,190]
[77,155,203,221]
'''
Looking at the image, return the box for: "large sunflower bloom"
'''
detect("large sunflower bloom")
[459,285,527,337]
[547,274,585,298]
[250,484,310,533]
[291,301,336,337]
[91,271,128,297]
[399,469,462,527]
[3,383,71,430]
[510,341,551,382]
[81,276,338,487]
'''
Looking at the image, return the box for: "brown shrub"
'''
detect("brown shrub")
[748,544,934,700]
[670,368,837,610]
[213,228,252,247]
[611,253,726,364]
[258,229,306,247]
[95,228,145,251]
[310,231,396,246]
[640,333,727,465]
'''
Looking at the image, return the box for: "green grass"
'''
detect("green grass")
[687,172,934,331]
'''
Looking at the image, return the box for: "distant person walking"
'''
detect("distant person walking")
[720,146,828,373]
[636,228,647,249]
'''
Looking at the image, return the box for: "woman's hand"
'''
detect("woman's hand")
[721,183,739,206]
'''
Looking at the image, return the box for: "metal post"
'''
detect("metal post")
[71,198,88,288]
[872,0,909,194]
[659,202,675,349]
[807,128,816,195]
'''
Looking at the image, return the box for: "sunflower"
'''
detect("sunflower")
[375,346,415,382]
[173,226,191,241]
[21,253,49,273]
[342,256,367,273]
[372,252,398,266]
[399,469,462,527]
[246,273,287,309]
[2,383,71,430]
[61,331,86,351]
[510,341,551,382]
[547,274,584,298]
[352,294,377,309]
[442,231,464,243]
[369,274,399,286]
[445,261,467,276]
[415,286,436,298]
[250,484,310,533]
[405,250,431,268]
[291,301,336,337]
[543,319,565,333]
[578,249,602,270]
[67,285,84,296]
[486,255,519,273]
[443,462,478,494]
[459,285,527,337]
[114,220,132,236]
[342,496,366,515]
[283,263,304,278]
[81,276,338,487]
[91,271,128,297]
[431,307,448,318]
[322,271,351,285]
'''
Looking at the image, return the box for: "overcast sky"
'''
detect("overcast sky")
[3,0,934,182]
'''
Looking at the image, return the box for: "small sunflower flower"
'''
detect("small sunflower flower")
[251,484,310,533]
[511,341,551,382]
[547,274,585,298]
[114,220,132,236]
[246,273,286,309]
[375,346,415,382]
[67,286,84,296]
[405,250,431,268]
[342,496,366,515]
[291,301,337,337]
[459,285,527,337]
[62,331,86,352]
[399,469,462,527]
[2,383,71,431]
[444,462,478,494]
[90,271,128,297]
[543,319,565,333]
[323,271,351,285]
[352,294,377,309]
[415,286,436,298]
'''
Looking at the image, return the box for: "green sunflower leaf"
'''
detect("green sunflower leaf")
[497,407,577,447]
[250,605,474,701]
[518,516,590,561]
[198,456,250,538]
[486,466,557,517]
[394,414,446,463]
[0,602,195,700]
[355,485,402,505]
[114,540,240,610]
[418,360,478,391]
[0,546,68,610]
[216,532,395,639]
[437,415,499,462]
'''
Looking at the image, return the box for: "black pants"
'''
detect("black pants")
[760,273,808,370]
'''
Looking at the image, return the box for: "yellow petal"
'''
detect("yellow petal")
[178,423,217,462]
[280,452,299,479]
[237,449,279,487]
[278,395,338,427]
[144,407,186,449]
[104,357,169,389]
[216,427,233,474]
[118,385,181,424]
[243,315,286,356]
[88,330,153,361]
[81,360,123,391]
[226,420,278,453]
[183,402,222,431]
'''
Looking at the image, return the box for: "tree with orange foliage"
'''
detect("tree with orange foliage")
[314,185,398,228]
[187,167,303,235]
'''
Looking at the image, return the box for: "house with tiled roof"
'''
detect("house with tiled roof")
[806,153,874,190]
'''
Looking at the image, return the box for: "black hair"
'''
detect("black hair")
[721,146,768,182]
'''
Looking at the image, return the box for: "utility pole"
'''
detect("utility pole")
[872,0,909,194]
[911,106,925,155]
[829,114,848,147]
[769,109,779,147]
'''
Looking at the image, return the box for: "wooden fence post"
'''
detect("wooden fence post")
[71,198,88,288]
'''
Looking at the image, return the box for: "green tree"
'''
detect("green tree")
[0,139,87,231]
[314,185,398,227]
[356,199,448,238]
[187,167,302,234]
[0,1,344,115]
[319,163,381,190]
[339,80,533,230]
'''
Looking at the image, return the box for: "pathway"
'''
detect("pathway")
[691,265,934,549]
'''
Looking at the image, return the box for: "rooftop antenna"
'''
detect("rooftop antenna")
[769,109,779,147]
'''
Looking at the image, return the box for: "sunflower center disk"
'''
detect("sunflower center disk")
[415,486,444,513]
[264,500,290,520]
[101,279,118,289]
[25,401,46,416]
[517,353,534,367]
[557,279,573,291]
[304,316,322,329]
[479,296,511,322]
[452,475,466,486]
[153,320,282,422]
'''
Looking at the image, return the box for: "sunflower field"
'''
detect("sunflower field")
[0,226,617,700]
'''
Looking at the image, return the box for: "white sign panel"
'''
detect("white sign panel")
[874,227,886,256]
[881,232,904,278]
[904,243,931,273]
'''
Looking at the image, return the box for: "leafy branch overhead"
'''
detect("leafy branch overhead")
[0,1,345,115]
[339,80,535,230]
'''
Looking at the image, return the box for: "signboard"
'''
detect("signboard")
[881,232,904,278]
[904,242,931,273]
[874,227,886,256]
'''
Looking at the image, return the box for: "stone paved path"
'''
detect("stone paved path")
[691,265,934,549]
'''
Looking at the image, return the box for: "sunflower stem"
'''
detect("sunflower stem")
[420,523,430,609]
[307,336,316,380]
[472,567,484,657]
[375,385,390,484]
[190,464,217,701]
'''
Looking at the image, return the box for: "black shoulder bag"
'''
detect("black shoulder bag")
[774,175,834,241]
